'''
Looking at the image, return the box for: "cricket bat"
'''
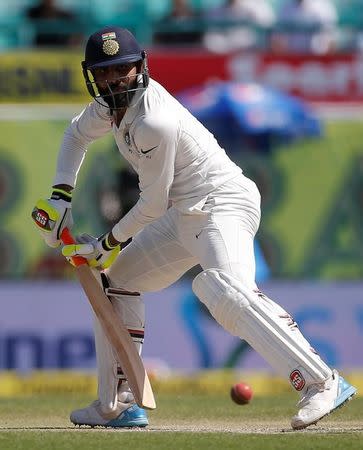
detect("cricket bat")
[60,227,156,410]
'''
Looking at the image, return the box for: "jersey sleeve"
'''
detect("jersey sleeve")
[112,112,178,242]
[53,101,112,187]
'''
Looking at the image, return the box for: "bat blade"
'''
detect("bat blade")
[61,228,156,410]
[76,265,156,409]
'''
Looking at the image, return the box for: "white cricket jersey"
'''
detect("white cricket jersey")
[53,78,242,242]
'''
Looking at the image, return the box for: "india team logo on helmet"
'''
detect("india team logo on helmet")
[82,26,150,109]
[101,31,119,56]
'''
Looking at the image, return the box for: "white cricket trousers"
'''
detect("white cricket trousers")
[107,174,261,292]
[104,175,333,396]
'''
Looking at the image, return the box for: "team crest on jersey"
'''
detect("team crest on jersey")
[124,131,131,146]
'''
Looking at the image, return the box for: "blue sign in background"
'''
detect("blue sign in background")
[0,280,361,372]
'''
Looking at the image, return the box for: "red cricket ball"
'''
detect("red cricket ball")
[230,381,253,405]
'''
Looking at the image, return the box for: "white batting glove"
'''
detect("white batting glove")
[31,188,73,248]
[62,232,121,270]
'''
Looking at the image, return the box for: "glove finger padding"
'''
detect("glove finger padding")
[62,243,95,257]
[62,233,120,270]
[31,191,73,248]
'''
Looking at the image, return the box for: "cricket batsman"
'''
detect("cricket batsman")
[31,26,356,429]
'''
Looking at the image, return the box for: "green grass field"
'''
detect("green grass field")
[0,392,361,450]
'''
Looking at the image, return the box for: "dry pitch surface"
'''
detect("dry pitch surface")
[1,420,362,434]
[0,393,362,450]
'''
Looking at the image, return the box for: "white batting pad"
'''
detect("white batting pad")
[192,269,332,391]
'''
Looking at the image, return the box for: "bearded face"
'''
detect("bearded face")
[83,60,148,110]
[96,77,139,109]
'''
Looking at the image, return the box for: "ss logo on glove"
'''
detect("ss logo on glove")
[32,207,55,231]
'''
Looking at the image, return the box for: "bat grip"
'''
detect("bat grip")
[60,227,87,267]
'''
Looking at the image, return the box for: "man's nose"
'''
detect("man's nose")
[106,68,118,79]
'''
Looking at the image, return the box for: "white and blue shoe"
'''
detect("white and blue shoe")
[70,400,148,428]
[291,369,357,430]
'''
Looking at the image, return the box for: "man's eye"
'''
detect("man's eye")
[94,69,105,77]
[118,65,132,71]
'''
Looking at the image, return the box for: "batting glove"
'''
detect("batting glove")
[31,188,73,248]
[62,232,121,270]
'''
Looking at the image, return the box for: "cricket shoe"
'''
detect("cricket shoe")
[70,400,148,428]
[291,369,356,430]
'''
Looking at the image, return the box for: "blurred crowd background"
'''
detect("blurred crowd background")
[0,0,362,377]
[2,0,363,54]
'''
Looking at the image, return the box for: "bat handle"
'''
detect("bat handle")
[60,227,87,267]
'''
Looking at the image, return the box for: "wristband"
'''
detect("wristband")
[102,233,120,251]
[51,188,72,203]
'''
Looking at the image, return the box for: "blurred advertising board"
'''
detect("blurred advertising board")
[1,50,363,102]
[0,51,88,103]
[0,280,361,372]
[151,51,363,102]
